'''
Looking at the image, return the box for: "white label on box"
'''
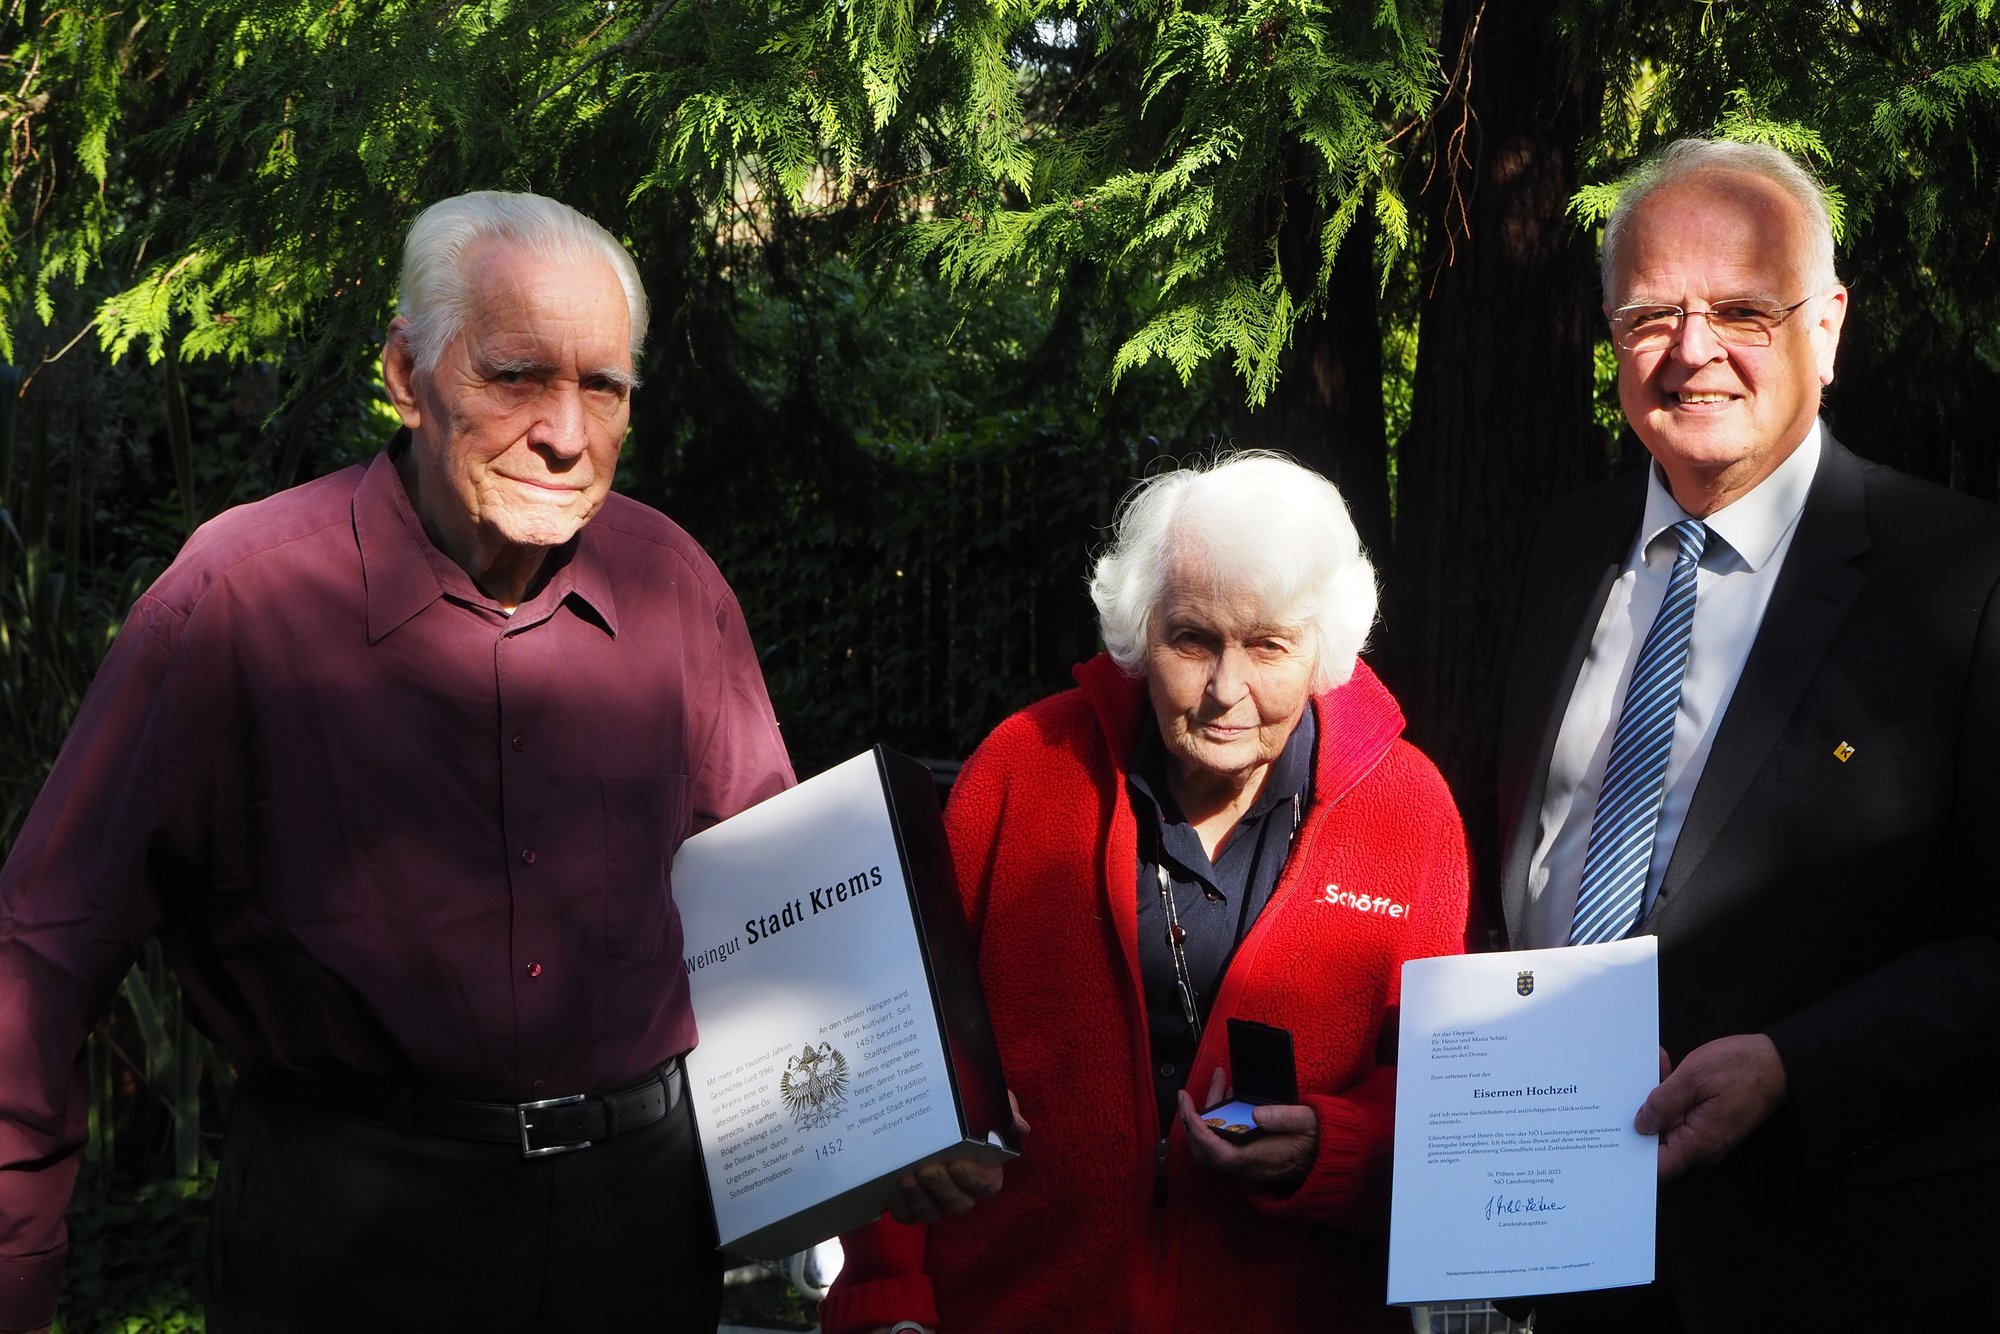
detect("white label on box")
[675,751,961,1249]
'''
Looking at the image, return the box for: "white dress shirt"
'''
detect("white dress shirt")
[1520,423,1823,949]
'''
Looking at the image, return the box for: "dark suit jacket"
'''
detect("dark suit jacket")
[1479,433,2000,1328]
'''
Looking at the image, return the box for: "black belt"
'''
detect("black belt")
[267,1059,685,1159]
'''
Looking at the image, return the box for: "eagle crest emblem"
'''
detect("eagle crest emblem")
[1516,970,1535,997]
[779,1041,851,1130]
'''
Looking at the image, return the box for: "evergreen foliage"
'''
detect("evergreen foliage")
[6,1,2000,438]
[5,0,1440,409]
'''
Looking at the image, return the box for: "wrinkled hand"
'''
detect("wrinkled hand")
[886,1090,1030,1224]
[1177,1068,1317,1192]
[1633,1034,1787,1180]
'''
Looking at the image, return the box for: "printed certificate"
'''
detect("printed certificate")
[1387,938,1659,1304]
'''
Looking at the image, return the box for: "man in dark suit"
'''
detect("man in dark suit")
[1480,138,2000,1329]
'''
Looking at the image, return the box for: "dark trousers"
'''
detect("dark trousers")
[204,1073,722,1333]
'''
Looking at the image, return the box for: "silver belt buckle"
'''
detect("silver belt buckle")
[517,1093,592,1158]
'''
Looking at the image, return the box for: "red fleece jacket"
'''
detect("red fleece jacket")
[821,654,1468,1333]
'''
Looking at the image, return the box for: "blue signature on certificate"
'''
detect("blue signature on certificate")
[1485,1192,1567,1222]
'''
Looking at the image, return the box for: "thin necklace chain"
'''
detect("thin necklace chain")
[1154,791,1304,1047]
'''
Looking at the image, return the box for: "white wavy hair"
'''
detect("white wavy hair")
[395,190,650,373]
[1601,139,1840,301]
[1088,451,1377,693]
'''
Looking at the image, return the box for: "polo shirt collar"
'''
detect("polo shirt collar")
[354,434,620,643]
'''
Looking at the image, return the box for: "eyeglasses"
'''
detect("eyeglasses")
[1606,296,1816,352]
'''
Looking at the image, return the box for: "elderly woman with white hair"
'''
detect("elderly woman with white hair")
[822,452,1468,1333]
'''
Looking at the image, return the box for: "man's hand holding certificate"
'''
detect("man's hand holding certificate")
[1387,938,1659,1305]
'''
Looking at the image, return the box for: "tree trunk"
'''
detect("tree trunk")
[1382,0,1608,791]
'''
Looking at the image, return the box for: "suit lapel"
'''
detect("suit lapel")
[1500,473,1646,944]
[1653,435,1872,913]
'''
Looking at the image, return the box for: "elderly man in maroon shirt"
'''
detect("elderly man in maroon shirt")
[0,193,794,1333]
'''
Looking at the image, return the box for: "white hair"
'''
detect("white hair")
[1601,139,1840,301]
[395,190,649,373]
[1088,451,1377,693]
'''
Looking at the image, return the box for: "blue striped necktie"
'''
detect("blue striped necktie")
[1569,518,1710,946]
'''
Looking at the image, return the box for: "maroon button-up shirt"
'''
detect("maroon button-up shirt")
[0,444,793,1324]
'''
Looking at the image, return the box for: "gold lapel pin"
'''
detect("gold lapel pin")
[1833,741,1856,763]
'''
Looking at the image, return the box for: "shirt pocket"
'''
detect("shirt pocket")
[602,774,690,961]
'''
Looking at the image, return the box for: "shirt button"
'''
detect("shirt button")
[520,848,537,865]
[532,1079,547,1095]
[512,735,527,752]
[527,962,543,978]
[1159,1063,1176,1079]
